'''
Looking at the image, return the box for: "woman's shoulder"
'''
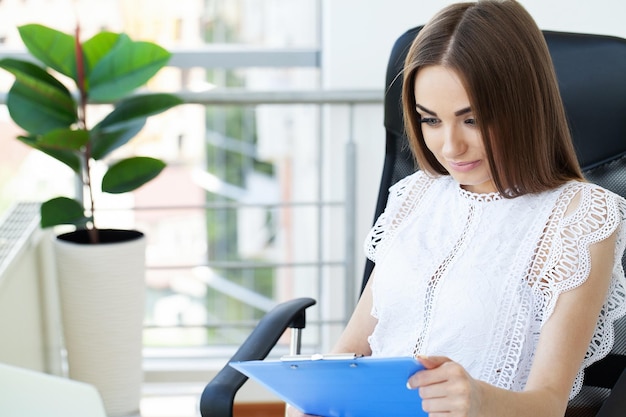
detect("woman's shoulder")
[384,171,457,216]
[388,170,448,196]
[559,180,626,216]
[542,180,626,397]
[364,171,447,263]
[562,179,624,197]
[551,180,626,255]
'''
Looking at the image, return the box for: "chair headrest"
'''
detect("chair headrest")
[545,31,626,170]
[383,27,626,171]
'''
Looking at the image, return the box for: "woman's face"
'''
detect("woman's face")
[413,65,496,194]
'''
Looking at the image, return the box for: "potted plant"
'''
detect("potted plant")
[0,23,182,417]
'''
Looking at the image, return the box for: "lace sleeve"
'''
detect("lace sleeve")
[363,171,431,263]
[539,183,626,398]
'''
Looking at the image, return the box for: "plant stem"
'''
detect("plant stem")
[75,22,99,244]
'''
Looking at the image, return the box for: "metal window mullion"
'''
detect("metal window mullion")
[344,104,357,320]
[316,102,325,348]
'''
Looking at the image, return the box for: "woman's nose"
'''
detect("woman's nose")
[441,127,467,158]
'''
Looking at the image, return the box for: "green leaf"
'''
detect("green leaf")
[0,59,77,134]
[91,93,181,159]
[90,119,145,160]
[0,58,70,93]
[6,82,73,134]
[18,24,77,79]
[39,128,89,151]
[40,197,89,228]
[88,36,171,101]
[102,157,165,194]
[97,93,182,131]
[17,134,82,173]
[82,31,120,73]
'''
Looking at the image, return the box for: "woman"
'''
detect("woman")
[292,1,626,416]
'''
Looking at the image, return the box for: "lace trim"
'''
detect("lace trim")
[528,183,626,398]
[413,203,478,357]
[573,187,626,397]
[364,172,433,263]
[458,187,503,203]
[486,282,535,391]
[366,173,502,263]
[365,176,626,399]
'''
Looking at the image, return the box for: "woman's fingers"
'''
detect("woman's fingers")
[408,356,455,388]
[407,359,478,416]
[416,355,453,369]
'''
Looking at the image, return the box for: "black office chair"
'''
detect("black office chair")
[200,28,626,417]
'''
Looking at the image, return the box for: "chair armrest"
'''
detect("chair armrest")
[199,297,317,417]
[596,367,626,417]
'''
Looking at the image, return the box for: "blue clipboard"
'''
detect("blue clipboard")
[230,355,427,417]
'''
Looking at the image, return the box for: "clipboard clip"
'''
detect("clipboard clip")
[280,353,364,361]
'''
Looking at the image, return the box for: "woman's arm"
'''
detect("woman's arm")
[330,269,378,355]
[287,270,379,417]
[408,230,618,417]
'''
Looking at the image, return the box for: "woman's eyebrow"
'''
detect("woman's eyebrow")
[415,103,472,117]
[454,106,472,116]
[416,103,436,115]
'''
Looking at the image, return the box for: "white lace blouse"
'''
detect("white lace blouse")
[364,170,626,398]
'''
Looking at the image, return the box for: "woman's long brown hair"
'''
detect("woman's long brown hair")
[402,0,583,197]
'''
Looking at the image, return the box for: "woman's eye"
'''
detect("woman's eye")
[420,117,439,126]
[464,118,477,126]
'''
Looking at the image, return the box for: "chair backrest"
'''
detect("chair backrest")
[364,27,626,413]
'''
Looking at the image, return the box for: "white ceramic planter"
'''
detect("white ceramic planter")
[53,229,146,417]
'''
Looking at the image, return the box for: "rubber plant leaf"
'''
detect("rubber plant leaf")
[39,128,89,151]
[40,197,90,228]
[91,93,183,159]
[88,35,172,101]
[17,24,77,79]
[17,134,81,173]
[102,156,166,194]
[90,119,146,161]
[81,31,120,85]
[0,59,77,134]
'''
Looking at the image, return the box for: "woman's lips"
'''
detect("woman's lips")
[448,160,481,173]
